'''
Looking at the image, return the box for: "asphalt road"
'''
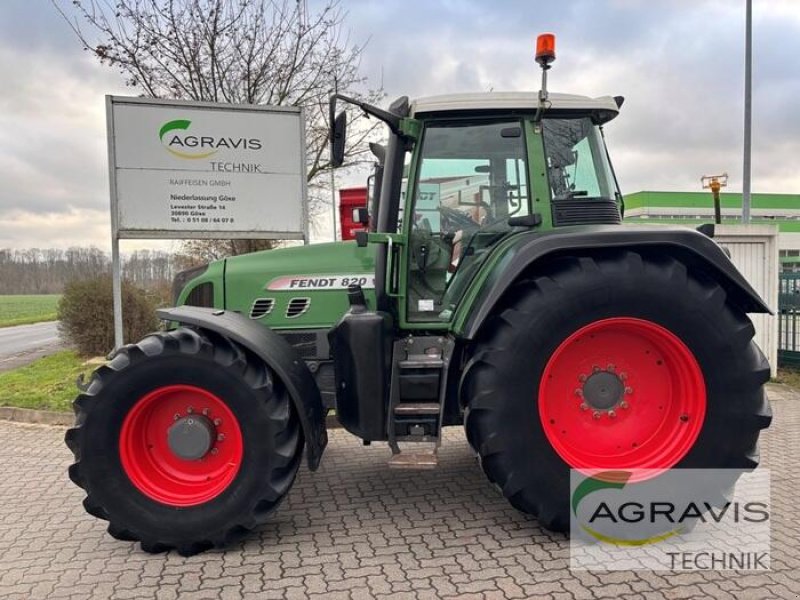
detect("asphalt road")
[0,321,63,372]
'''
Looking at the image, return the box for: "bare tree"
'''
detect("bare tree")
[0,246,181,294]
[54,0,384,255]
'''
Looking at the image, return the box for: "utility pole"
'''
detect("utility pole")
[742,0,753,223]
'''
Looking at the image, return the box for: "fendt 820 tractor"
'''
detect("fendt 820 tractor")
[67,35,772,555]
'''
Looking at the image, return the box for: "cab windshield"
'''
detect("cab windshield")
[406,119,530,321]
[542,117,616,201]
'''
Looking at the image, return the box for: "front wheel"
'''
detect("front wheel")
[66,328,303,555]
[461,251,772,532]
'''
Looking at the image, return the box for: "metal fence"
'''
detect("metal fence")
[778,273,800,367]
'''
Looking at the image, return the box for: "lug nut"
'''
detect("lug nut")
[620,401,629,409]
[608,410,616,418]
[578,374,587,383]
[620,372,628,380]
[592,366,600,373]
[173,413,180,421]
[625,386,633,395]
[593,411,601,420]
[213,418,222,426]
[580,403,589,411]
[202,408,210,416]
[607,364,616,372]
[575,389,583,397]
[217,433,225,442]
[211,448,219,455]
[186,406,193,414]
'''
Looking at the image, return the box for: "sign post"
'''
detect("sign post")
[107,96,308,349]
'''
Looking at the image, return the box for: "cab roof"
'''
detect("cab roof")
[409,92,621,123]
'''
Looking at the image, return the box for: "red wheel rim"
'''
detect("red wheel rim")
[119,385,243,506]
[538,318,705,478]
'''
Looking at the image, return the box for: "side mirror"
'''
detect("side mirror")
[330,111,347,168]
[352,207,369,226]
[369,142,386,165]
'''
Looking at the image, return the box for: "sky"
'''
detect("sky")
[0,0,798,250]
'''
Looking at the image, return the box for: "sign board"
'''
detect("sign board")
[107,96,307,240]
[106,96,308,350]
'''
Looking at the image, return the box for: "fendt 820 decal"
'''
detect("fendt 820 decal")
[266,274,376,291]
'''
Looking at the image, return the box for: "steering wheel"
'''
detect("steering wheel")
[440,206,480,234]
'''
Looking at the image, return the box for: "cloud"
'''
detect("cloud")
[0,207,109,249]
[345,0,800,195]
[0,44,125,213]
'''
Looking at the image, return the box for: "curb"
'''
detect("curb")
[1,384,790,429]
[0,407,73,427]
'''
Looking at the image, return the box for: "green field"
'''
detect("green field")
[0,351,95,412]
[0,294,61,327]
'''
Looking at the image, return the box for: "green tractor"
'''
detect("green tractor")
[66,36,771,555]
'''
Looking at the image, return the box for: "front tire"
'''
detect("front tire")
[66,328,303,555]
[461,251,772,532]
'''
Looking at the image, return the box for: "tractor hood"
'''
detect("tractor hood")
[223,240,377,329]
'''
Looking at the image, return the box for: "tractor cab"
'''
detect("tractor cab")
[330,88,623,328]
[404,91,623,325]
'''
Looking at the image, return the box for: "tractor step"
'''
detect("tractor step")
[394,402,441,415]
[398,358,444,369]
[388,445,438,469]
[387,337,454,459]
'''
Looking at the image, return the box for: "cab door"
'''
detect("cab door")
[398,117,537,329]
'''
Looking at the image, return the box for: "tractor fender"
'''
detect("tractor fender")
[156,306,327,470]
[460,224,772,341]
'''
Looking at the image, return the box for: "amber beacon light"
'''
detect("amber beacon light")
[535,33,556,67]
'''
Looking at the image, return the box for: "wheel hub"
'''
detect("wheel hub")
[167,415,216,460]
[582,370,624,411]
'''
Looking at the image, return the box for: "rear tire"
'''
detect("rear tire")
[461,251,771,532]
[65,328,303,555]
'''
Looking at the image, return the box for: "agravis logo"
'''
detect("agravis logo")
[159,119,262,159]
[571,470,684,546]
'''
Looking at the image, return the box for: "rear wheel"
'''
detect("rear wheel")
[461,251,772,531]
[66,328,303,555]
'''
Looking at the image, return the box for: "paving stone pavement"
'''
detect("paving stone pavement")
[0,383,798,600]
